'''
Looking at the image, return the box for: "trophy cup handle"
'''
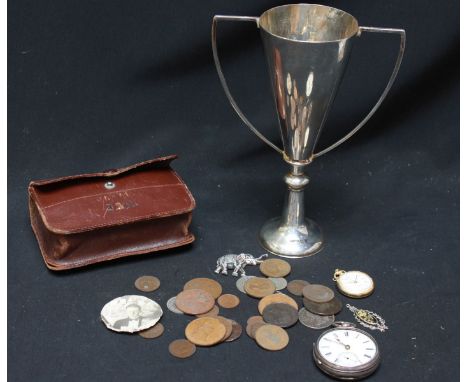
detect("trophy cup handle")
[314,26,406,158]
[211,15,284,155]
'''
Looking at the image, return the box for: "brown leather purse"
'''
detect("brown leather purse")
[28,155,195,270]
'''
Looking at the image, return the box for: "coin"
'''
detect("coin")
[225,320,242,342]
[302,284,334,303]
[139,323,165,339]
[184,278,223,299]
[167,296,183,314]
[254,324,289,351]
[217,294,240,309]
[185,317,226,346]
[247,316,265,326]
[216,316,233,342]
[169,339,196,359]
[236,276,255,294]
[286,280,310,296]
[262,303,299,328]
[259,259,291,278]
[258,293,298,314]
[303,296,343,316]
[268,277,287,291]
[196,305,219,318]
[176,289,215,315]
[134,276,160,292]
[247,321,266,338]
[244,277,276,298]
[298,307,335,329]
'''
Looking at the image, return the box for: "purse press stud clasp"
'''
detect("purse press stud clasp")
[104,181,116,190]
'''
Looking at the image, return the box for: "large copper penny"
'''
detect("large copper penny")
[287,280,310,296]
[247,316,265,326]
[216,316,233,342]
[183,278,223,299]
[217,294,240,309]
[169,339,196,359]
[254,324,289,351]
[176,288,215,315]
[244,277,276,298]
[134,276,160,292]
[302,284,334,303]
[262,303,299,328]
[139,323,165,339]
[196,305,219,318]
[246,321,266,338]
[185,317,226,346]
[259,259,291,278]
[258,293,298,314]
[303,296,342,316]
[225,320,242,342]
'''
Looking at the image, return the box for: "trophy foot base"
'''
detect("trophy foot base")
[259,217,323,258]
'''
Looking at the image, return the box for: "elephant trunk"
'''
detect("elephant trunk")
[255,254,269,262]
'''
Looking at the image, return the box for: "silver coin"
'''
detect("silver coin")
[236,276,255,294]
[298,307,334,329]
[166,296,183,314]
[268,277,287,291]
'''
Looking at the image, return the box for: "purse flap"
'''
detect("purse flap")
[28,155,196,234]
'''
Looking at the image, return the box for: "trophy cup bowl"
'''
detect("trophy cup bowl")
[212,4,405,258]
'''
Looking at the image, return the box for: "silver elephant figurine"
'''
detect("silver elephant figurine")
[214,253,268,277]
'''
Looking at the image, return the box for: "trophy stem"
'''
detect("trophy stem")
[259,165,323,258]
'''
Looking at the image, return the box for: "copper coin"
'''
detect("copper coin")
[183,278,223,299]
[216,316,233,342]
[134,276,160,292]
[225,320,242,342]
[196,305,219,318]
[259,259,291,278]
[287,280,310,296]
[262,303,299,328]
[258,293,298,314]
[303,296,342,316]
[139,323,165,339]
[169,339,196,359]
[244,277,276,298]
[247,321,266,338]
[217,294,240,309]
[176,288,215,315]
[302,284,334,303]
[185,317,226,346]
[247,316,265,326]
[254,324,289,351]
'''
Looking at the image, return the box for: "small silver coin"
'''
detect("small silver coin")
[298,307,334,329]
[268,277,288,291]
[236,276,255,294]
[166,296,183,314]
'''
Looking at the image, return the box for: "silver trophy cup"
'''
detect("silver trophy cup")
[212,4,405,258]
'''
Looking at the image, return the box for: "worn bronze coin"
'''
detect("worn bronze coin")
[183,278,223,299]
[254,324,289,351]
[286,280,310,296]
[217,294,240,309]
[139,323,165,339]
[134,276,160,292]
[176,288,215,315]
[258,293,298,314]
[303,296,343,316]
[247,316,265,326]
[216,316,233,342]
[302,284,334,303]
[185,317,226,346]
[262,303,299,328]
[259,259,291,278]
[225,320,242,342]
[244,277,276,298]
[196,305,219,318]
[247,321,266,338]
[169,339,196,359]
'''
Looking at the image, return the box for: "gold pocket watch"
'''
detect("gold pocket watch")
[333,269,374,298]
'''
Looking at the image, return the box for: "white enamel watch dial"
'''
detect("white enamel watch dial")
[334,270,374,298]
[313,322,380,380]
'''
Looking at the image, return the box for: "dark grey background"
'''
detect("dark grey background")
[8,0,459,381]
